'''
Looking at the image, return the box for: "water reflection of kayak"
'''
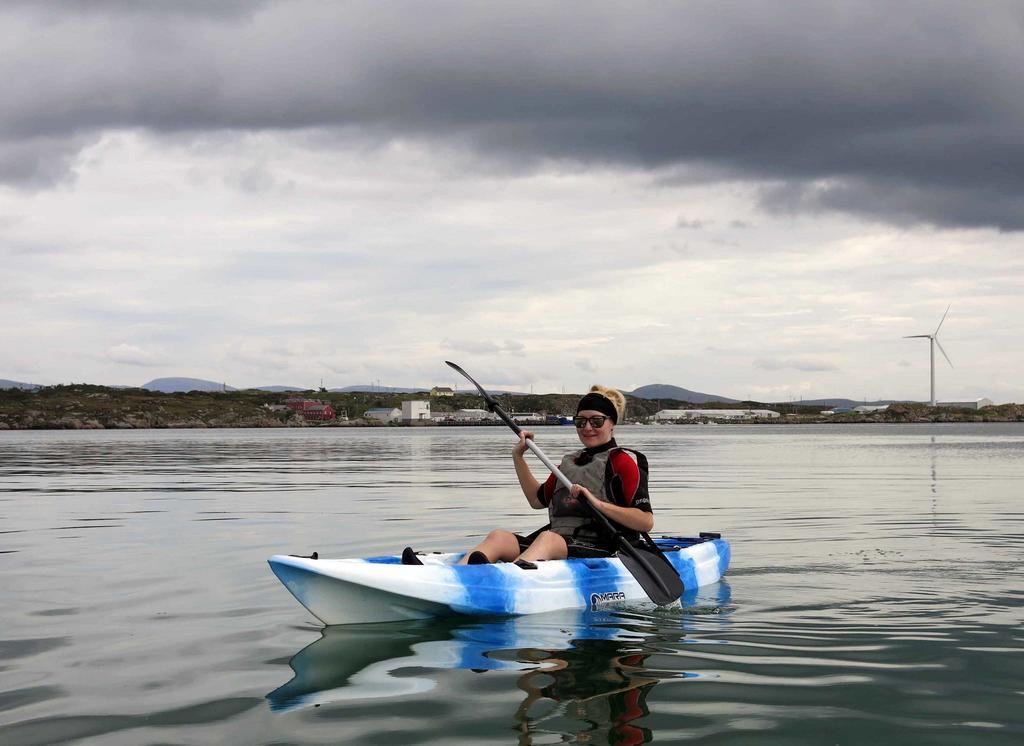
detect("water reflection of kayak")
[267,580,732,713]
[268,535,730,625]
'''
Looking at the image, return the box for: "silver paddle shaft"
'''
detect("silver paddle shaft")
[524,439,574,490]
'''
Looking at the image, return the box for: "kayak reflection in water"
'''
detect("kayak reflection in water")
[264,608,712,742]
[513,640,660,745]
[402,385,655,567]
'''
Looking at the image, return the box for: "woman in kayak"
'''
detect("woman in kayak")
[403,385,653,566]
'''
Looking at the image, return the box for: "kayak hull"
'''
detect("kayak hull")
[269,536,730,625]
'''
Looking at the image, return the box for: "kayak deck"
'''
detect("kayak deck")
[269,535,730,625]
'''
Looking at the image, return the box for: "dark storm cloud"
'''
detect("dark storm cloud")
[2,1,1023,229]
[4,0,266,18]
[0,135,90,188]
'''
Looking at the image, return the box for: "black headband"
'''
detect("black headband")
[576,392,618,423]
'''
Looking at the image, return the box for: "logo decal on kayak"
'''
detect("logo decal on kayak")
[590,591,626,610]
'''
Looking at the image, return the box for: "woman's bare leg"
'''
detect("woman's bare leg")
[458,529,521,564]
[517,531,568,562]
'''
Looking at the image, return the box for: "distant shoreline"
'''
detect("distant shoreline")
[1,385,1020,430]
[4,418,1022,431]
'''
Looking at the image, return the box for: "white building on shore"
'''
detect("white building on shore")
[432,408,498,423]
[402,400,431,422]
[511,412,545,424]
[363,407,400,423]
[653,408,780,422]
[938,398,993,410]
[854,404,890,413]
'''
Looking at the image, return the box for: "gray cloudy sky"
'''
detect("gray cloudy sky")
[2,1,1022,402]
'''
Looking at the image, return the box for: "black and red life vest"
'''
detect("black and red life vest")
[545,445,651,545]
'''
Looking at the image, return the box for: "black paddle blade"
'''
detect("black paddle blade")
[445,361,496,406]
[446,360,523,433]
[617,541,684,606]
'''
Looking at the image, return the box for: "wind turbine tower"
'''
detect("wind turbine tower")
[904,304,953,406]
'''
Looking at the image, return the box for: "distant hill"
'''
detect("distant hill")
[142,377,236,393]
[629,384,739,404]
[0,378,41,390]
[1,375,926,407]
[778,398,906,408]
[330,385,430,394]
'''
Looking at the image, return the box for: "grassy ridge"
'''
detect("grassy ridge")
[0,385,294,429]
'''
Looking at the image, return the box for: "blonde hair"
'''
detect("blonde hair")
[589,384,626,423]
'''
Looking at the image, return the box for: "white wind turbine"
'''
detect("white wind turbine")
[904,304,953,406]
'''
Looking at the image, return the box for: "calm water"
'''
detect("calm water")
[1,424,1022,745]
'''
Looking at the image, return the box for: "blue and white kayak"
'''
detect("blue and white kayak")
[268,535,730,625]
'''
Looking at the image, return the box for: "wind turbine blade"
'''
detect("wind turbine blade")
[934,303,951,335]
[903,334,931,339]
[935,338,954,368]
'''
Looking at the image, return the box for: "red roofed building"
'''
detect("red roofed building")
[301,403,336,421]
[283,397,336,421]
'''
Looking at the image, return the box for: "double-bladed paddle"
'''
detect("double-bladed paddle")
[445,361,683,606]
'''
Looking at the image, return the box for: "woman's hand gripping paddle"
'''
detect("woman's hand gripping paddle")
[445,361,683,606]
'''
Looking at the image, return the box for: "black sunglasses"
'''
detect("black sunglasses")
[574,415,610,428]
